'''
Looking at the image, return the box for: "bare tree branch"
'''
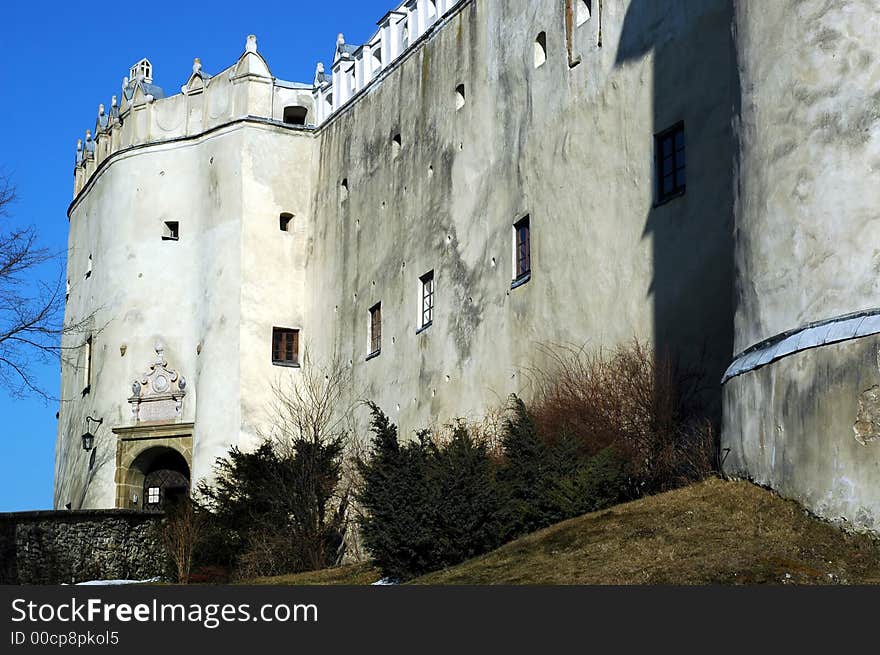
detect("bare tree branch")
[0,174,97,401]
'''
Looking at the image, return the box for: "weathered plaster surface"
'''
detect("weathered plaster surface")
[722,0,880,530]
[59,0,736,509]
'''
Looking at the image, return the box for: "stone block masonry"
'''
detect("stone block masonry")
[0,510,165,585]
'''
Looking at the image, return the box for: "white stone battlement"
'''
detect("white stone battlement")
[72,0,465,198]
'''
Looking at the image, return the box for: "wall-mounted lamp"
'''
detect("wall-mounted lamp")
[81,415,103,452]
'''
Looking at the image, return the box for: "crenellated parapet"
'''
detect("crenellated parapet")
[72,0,467,198]
[312,0,464,123]
[71,37,316,198]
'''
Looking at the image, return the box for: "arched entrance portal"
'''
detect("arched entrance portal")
[130,447,190,511]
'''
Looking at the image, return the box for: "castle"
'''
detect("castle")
[56,0,880,534]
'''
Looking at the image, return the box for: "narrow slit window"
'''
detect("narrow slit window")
[513,215,531,282]
[534,32,547,68]
[419,270,434,330]
[280,212,293,232]
[272,327,300,366]
[85,254,92,279]
[83,336,93,393]
[162,221,179,240]
[655,122,686,204]
[369,302,382,356]
[455,84,466,110]
[392,133,402,158]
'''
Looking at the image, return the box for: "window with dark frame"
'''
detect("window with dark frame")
[271,327,300,366]
[656,122,686,203]
[147,486,160,505]
[420,270,434,329]
[280,212,293,232]
[162,221,179,240]
[514,215,531,281]
[369,302,382,356]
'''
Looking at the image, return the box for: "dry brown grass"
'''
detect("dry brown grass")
[244,562,381,586]
[411,478,880,585]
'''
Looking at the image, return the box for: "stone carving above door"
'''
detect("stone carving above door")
[128,342,186,422]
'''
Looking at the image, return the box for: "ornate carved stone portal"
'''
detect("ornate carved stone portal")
[128,342,186,422]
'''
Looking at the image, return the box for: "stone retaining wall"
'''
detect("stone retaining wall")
[0,510,165,585]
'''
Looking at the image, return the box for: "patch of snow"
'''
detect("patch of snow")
[73,577,162,586]
[371,578,398,585]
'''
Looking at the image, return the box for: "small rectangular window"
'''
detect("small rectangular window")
[655,122,686,204]
[513,216,531,283]
[369,302,382,357]
[280,213,293,232]
[419,271,434,330]
[162,221,179,240]
[272,327,300,366]
[147,487,160,505]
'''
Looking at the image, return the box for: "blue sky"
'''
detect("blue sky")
[0,0,395,511]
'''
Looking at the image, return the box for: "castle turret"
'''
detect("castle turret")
[723,0,880,528]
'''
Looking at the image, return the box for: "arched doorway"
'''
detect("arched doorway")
[130,447,190,511]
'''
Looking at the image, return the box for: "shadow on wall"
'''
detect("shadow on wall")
[616,0,738,423]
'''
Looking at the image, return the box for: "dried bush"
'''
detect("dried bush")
[525,339,717,494]
[160,498,206,584]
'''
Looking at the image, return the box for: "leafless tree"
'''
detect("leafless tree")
[262,350,358,569]
[160,498,206,584]
[0,174,93,399]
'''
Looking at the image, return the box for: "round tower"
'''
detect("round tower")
[724,1,880,528]
[55,44,317,511]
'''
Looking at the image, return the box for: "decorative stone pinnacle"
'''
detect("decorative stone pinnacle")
[98,103,105,115]
[337,33,345,47]
[193,57,202,73]
[111,95,117,107]
[155,342,165,362]
[85,129,92,141]
[246,35,257,53]
[76,139,82,150]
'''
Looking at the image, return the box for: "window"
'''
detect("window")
[392,133,402,158]
[147,486,160,505]
[83,336,93,393]
[280,212,293,232]
[282,106,308,126]
[341,178,349,200]
[455,84,466,110]
[368,303,382,357]
[577,0,592,26]
[513,215,531,283]
[66,278,70,302]
[272,327,300,366]
[534,32,547,68]
[655,122,686,203]
[85,254,92,279]
[162,221,179,240]
[419,270,434,330]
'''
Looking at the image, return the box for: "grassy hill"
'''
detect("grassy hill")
[252,478,880,585]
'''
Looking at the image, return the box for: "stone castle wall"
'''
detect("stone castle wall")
[0,510,165,585]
